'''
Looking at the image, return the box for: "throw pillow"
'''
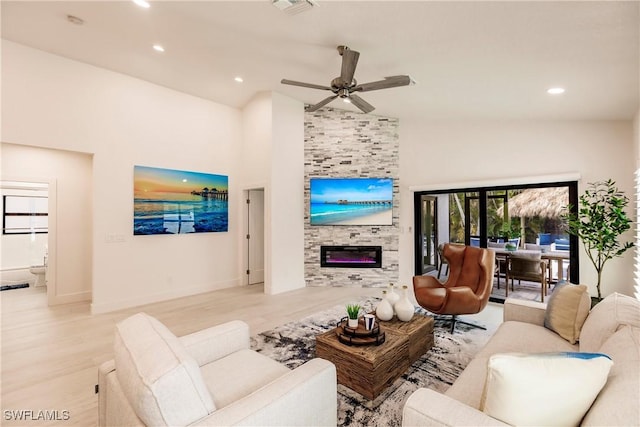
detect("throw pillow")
[579,292,640,352]
[481,352,613,427]
[114,312,216,426]
[544,283,590,344]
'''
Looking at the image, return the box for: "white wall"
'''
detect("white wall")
[634,109,640,299]
[2,41,243,312]
[1,144,92,303]
[240,92,305,294]
[241,93,272,188]
[270,92,305,294]
[399,119,636,298]
[635,109,640,163]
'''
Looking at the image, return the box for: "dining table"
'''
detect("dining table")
[489,248,570,288]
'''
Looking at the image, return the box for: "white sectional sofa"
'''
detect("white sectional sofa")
[403,291,640,426]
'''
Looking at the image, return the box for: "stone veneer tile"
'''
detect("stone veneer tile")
[305,107,399,288]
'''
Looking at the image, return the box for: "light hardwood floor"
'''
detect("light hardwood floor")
[0,284,377,426]
[0,284,503,426]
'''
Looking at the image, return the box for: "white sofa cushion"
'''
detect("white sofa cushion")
[481,352,613,427]
[114,313,215,426]
[543,283,590,344]
[580,292,640,352]
[200,348,290,408]
[582,326,640,426]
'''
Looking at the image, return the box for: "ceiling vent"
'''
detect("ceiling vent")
[272,0,317,15]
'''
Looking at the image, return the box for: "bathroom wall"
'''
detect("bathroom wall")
[0,185,48,286]
[0,186,49,269]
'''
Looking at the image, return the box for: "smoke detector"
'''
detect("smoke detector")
[272,0,317,15]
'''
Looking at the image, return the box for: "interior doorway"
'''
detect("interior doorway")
[246,189,265,285]
[0,179,56,303]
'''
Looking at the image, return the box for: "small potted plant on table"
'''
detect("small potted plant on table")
[346,303,361,328]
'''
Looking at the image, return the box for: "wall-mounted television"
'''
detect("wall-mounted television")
[309,178,393,226]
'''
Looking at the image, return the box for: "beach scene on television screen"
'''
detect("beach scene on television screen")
[310,178,393,226]
[134,165,228,235]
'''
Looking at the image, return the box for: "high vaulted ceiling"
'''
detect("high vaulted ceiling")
[2,1,639,121]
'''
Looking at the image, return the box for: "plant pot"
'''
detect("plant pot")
[347,318,359,328]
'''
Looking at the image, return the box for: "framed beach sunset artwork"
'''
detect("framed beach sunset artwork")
[309,177,393,226]
[133,165,228,235]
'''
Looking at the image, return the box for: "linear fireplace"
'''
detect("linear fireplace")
[320,245,382,268]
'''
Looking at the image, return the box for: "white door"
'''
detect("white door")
[248,189,265,285]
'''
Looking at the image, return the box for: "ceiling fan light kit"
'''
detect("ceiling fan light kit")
[281,45,413,114]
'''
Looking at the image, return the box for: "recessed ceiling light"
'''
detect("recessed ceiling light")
[133,0,150,8]
[234,77,244,83]
[153,44,165,53]
[547,87,565,95]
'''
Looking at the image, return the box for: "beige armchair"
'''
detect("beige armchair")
[98,313,337,426]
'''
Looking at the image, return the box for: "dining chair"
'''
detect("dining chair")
[436,243,450,279]
[506,252,548,302]
[487,242,507,288]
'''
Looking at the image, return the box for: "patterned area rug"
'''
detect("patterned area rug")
[250,297,497,427]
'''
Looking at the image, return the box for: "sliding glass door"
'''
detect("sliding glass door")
[414,181,579,300]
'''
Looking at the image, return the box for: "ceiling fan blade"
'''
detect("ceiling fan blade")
[306,95,338,112]
[353,75,412,92]
[348,94,375,114]
[281,79,332,91]
[340,48,360,86]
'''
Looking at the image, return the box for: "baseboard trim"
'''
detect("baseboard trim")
[50,290,92,305]
[90,278,241,314]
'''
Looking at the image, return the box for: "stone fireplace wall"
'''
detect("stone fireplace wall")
[304,107,400,287]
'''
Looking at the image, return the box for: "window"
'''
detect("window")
[414,181,579,303]
[2,195,48,234]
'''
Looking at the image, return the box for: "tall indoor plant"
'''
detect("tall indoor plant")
[564,179,634,301]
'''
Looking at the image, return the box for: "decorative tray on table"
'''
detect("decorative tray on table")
[336,317,386,346]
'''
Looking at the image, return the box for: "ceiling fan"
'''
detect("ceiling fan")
[281,45,413,114]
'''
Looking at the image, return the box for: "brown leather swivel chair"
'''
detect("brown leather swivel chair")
[413,243,495,333]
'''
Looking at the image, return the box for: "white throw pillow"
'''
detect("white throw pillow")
[481,352,613,427]
[114,312,215,426]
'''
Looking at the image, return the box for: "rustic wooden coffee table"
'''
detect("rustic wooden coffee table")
[315,314,434,399]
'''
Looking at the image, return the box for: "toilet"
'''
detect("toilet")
[29,265,46,287]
